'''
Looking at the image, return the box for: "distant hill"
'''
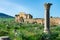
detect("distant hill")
[0,13,14,18]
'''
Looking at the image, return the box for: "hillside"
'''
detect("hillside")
[0,13,14,18]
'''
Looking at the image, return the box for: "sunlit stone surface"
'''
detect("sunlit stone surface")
[0,36,10,40]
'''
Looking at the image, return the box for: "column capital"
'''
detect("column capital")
[44,3,52,10]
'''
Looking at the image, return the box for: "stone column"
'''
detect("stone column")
[44,3,52,33]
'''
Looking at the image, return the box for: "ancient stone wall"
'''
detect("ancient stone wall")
[15,12,60,25]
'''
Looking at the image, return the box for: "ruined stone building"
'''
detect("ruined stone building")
[15,12,33,23]
[15,12,60,25]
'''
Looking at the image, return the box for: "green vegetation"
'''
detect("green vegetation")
[0,18,60,40]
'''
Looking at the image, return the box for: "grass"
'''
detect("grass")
[0,18,60,40]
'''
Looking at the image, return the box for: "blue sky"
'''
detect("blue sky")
[0,0,60,18]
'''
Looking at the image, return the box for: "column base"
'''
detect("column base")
[44,29,50,34]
